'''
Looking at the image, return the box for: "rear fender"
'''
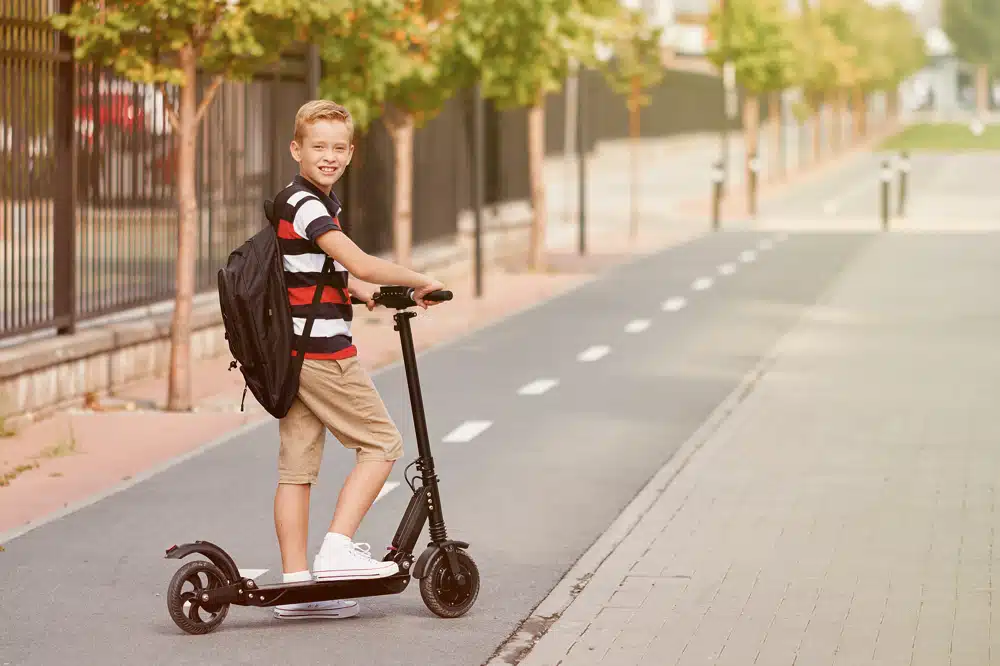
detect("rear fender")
[164,540,241,583]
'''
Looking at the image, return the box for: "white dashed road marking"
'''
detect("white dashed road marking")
[518,379,559,396]
[375,481,400,502]
[718,263,736,275]
[692,277,713,291]
[624,319,651,334]
[577,345,610,362]
[443,420,493,443]
[739,250,757,263]
[662,297,686,312]
[759,239,774,250]
[776,232,788,242]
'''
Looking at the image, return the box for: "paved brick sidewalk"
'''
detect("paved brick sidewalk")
[503,232,1000,666]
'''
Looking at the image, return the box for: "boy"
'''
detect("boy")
[270,100,445,620]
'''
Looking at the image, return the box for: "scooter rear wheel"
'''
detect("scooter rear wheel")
[419,549,480,618]
[167,560,231,635]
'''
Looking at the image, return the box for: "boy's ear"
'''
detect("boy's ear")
[289,140,301,163]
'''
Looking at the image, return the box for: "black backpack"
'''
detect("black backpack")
[217,188,333,418]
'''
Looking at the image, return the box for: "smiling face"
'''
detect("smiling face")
[290,117,354,194]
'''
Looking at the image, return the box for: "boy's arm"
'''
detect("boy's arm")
[315,229,443,295]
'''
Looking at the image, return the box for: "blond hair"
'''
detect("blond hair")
[294,100,354,143]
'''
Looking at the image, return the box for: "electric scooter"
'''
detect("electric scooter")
[163,286,479,635]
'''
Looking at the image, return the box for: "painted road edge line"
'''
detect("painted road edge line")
[442,420,493,443]
[518,379,559,396]
[577,345,610,362]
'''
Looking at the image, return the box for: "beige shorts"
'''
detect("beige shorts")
[278,356,404,484]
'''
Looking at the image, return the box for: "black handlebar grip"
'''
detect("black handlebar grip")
[422,290,453,302]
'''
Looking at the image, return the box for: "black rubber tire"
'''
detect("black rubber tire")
[419,549,480,618]
[167,560,231,635]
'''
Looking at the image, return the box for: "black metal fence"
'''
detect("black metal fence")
[2,0,745,344]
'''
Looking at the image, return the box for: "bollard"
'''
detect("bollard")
[896,150,909,218]
[879,158,893,231]
[711,161,724,231]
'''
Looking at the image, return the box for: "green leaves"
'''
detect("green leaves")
[593,7,664,108]
[449,0,596,109]
[315,0,462,132]
[943,0,1000,71]
[51,0,345,88]
[707,0,799,94]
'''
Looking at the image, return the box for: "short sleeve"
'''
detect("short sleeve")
[293,197,342,242]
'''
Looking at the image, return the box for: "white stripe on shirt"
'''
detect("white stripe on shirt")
[284,252,348,274]
[292,317,352,337]
[293,198,334,240]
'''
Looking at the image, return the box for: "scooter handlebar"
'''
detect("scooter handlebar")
[349,286,453,309]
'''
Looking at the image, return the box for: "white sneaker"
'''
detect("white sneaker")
[273,599,360,620]
[313,539,399,581]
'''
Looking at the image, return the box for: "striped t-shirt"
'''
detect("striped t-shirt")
[274,175,356,360]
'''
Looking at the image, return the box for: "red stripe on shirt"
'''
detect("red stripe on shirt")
[287,285,350,306]
[292,345,358,360]
[277,219,299,240]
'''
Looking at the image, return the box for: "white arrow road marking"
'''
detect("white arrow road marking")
[718,263,736,276]
[692,277,714,291]
[577,345,610,362]
[443,420,493,443]
[518,379,559,396]
[662,297,687,312]
[375,481,400,503]
[624,319,651,334]
[739,250,757,263]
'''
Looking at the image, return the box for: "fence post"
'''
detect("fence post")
[53,0,77,335]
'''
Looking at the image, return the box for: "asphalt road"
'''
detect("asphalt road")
[0,229,875,665]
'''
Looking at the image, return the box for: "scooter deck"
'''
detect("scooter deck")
[213,572,412,608]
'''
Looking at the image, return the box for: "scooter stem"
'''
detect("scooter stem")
[394,311,448,542]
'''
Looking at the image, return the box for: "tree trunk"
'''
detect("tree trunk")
[769,90,782,182]
[812,94,823,165]
[386,109,414,267]
[527,99,547,271]
[743,94,759,218]
[976,64,989,120]
[166,46,199,412]
[853,87,866,140]
[628,78,640,245]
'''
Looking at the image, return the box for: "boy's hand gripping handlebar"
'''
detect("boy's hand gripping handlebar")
[349,286,453,310]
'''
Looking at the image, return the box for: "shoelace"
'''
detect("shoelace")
[349,542,375,561]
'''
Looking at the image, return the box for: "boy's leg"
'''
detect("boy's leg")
[327,459,394,539]
[298,357,405,580]
[274,390,360,620]
[275,397,325,574]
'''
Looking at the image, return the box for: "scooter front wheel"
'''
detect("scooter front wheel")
[419,548,480,618]
[167,560,231,635]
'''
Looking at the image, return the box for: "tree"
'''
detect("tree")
[451,0,605,271]
[52,0,340,412]
[795,2,857,162]
[707,0,798,215]
[943,0,1000,118]
[315,0,461,266]
[594,7,664,244]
